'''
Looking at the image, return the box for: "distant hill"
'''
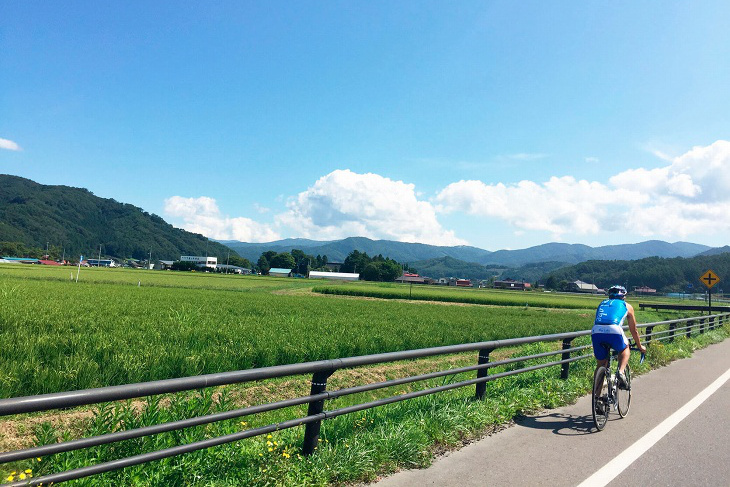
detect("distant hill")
[226,237,712,272]
[0,174,235,260]
[698,246,730,257]
[483,240,711,267]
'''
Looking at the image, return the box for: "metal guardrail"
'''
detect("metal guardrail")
[1,312,728,486]
[639,303,730,313]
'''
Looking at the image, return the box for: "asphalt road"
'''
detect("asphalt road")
[374,338,730,487]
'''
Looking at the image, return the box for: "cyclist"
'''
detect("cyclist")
[592,285,646,391]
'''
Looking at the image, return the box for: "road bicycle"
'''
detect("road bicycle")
[592,344,645,431]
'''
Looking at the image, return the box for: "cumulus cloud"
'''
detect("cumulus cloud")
[0,138,22,151]
[277,169,466,245]
[164,196,280,243]
[436,140,730,242]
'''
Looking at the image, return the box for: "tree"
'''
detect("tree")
[228,255,252,268]
[360,260,402,282]
[341,250,371,273]
[269,252,296,269]
[257,255,270,275]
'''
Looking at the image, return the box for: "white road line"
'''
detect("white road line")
[577,366,730,487]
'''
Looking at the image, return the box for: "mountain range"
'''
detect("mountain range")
[223,237,712,273]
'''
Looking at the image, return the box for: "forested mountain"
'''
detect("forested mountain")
[544,252,730,293]
[225,236,494,264]
[0,175,235,260]
[409,256,494,281]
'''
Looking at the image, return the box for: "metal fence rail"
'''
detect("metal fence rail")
[1,312,727,486]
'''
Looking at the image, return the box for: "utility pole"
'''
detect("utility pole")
[149,249,152,270]
[98,244,102,267]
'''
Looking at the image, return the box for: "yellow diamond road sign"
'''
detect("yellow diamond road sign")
[700,270,720,289]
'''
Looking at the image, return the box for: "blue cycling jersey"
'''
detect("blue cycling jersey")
[592,299,628,335]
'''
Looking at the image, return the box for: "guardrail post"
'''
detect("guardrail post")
[700,318,705,334]
[687,319,693,338]
[709,316,715,331]
[475,348,492,400]
[560,339,573,380]
[302,369,334,455]
[669,323,676,343]
[645,326,654,346]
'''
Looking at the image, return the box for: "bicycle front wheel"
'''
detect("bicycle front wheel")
[592,366,609,431]
[617,365,631,417]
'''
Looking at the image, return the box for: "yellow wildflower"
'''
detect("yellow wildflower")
[266,434,272,439]
[268,447,273,452]
[6,475,15,482]
[266,440,273,446]
[25,469,32,474]
[19,473,27,480]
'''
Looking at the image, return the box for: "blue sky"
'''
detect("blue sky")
[2,1,729,250]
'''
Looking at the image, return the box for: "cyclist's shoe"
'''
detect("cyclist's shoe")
[617,371,629,390]
[595,398,606,415]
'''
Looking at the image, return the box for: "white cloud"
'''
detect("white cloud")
[164,196,280,243]
[0,138,22,151]
[436,140,730,242]
[277,169,467,245]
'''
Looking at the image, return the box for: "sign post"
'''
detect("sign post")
[76,255,83,283]
[699,270,720,315]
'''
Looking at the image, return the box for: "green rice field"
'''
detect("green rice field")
[0,264,612,398]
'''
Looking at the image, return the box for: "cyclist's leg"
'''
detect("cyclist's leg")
[615,334,630,373]
[591,334,609,395]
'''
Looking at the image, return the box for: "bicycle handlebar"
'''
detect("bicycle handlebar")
[630,347,646,364]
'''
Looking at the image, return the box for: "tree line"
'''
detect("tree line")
[542,253,730,293]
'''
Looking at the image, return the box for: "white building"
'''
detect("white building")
[308,271,360,281]
[180,255,217,269]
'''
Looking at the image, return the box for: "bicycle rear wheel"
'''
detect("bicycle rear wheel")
[592,366,609,431]
[617,364,631,417]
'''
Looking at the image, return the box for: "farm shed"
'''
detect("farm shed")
[634,286,657,294]
[494,279,530,290]
[569,280,599,293]
[395,273,426,284]
[269,268,292,277]
[155,260,175,270]
[1,257,39,264]
[308,271,360,281]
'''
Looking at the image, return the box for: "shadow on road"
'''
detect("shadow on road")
[514,412,606,436]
